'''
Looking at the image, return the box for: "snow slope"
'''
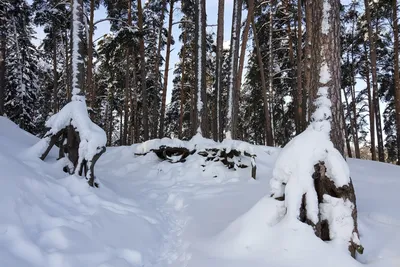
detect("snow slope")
[0,116,399,267]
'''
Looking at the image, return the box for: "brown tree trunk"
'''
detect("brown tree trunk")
[236,0,254,95]
[0,6,5,116]
[52,33,58,113]
[159,0,174,138]
[364,0,385,161]
[194,0,208,137]
[179,31,187,139]
[64,31,71,102]
[214,0,225,141]
[132,54,139,143]
[122,0,132,145]
[363,42,376,160]
[138,0,149,141]
[87,0,95,108]
[296,0,303,133]
[252,19,273,146]
[304,0,313,125]
[225,0,242,139]
[393,0,400,165]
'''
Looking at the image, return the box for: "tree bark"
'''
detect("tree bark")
[87,0,95,108]
[225,0,242,139]
[236,0,254,95]
[363,42,376,160]
[296,0,303,133]
[364,0,384,161]
[0,17,6,116]
[52,32,58,113]
[214,0,225,141]
[159,0,174,138]
[138,0,149,141]
[179,31,187,139]
[122,0,132,145]
[393,0,400,165]
[194,0,208,137]
[252,19,273,146]
[304,0,313,125]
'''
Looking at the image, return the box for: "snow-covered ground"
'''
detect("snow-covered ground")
[0,116,399,267]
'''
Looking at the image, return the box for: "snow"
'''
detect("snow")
[0,117,400,267]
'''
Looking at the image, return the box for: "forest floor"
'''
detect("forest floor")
[0,116,399,267]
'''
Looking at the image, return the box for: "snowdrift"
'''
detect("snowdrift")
[0,116,399,267]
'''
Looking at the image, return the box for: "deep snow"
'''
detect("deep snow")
[0,116,399,267]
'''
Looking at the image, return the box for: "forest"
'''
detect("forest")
[1,0,400,165]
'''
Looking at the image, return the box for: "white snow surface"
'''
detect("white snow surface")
[0,116,399,267]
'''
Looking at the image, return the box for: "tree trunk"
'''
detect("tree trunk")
[65,30,71,102]
[225,0,242,139]
[363,42,376,160]
[0,20,6,116]
[87,0,95,108]
[122,0,132,145]
[214,0,225,142]
[179,31,187,140]
[194,0,207,137]
[52,33,58,113]
[138,0,149,141]
[364,0,384,161]
[252,19,273,146]
[159,0,174,138]
[393,0,400,165]
[304,0,313,125]
[71,0,86,100]
[296,0,303,134]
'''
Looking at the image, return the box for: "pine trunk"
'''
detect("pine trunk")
[179,31,187,139]
[123,0,132,145]
[252,19,273,146]
[236,0,254,96]
[363,42,376,160]
[87,0,95,108]
[138,0,149,141]
[194,0,208,137]
[159,0,174,138]
[52,33,58,113]
[393,0,400,165]
[214,0,225,141]
[304,0,313,125]
[225,0,242,139]
[296,0,303,133]
[0,5,5,116]
[364,0,384,161]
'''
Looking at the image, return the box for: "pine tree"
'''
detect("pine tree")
[5,0,40,134]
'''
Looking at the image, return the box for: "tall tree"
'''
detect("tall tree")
[225,0,242,139]
[214,0,224,141]
[137,0,149,141]
[363,0,385,161]
[393,0,400,165]
[159,0,174,138]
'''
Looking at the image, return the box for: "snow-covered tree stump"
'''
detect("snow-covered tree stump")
[35,101,107,187]
[270,128,363,258]
[198,148,256,179]
[135,144,256,179]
